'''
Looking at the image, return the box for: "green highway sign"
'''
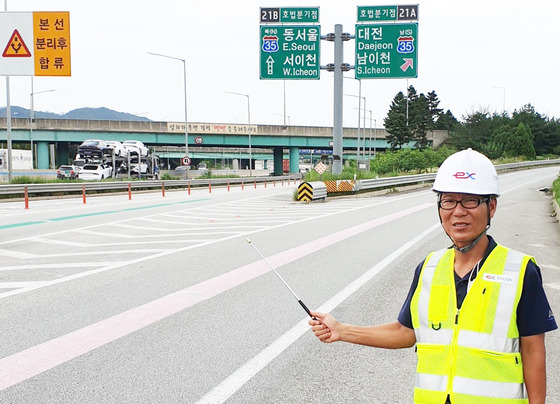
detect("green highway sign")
[357,5,418,22]
[260,7,320,23]
[260,25,321,80]
[355,23,418,79]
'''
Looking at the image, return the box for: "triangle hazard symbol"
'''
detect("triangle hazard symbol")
[2,29,32,57]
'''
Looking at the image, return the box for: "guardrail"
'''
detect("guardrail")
[297,181,327,202]
[0,175,302,198]
[357,159,560,193]
[0,159,558,199]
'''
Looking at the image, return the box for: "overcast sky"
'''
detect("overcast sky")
[1,0,559,128]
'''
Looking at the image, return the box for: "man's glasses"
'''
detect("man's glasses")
[438,197,489,210]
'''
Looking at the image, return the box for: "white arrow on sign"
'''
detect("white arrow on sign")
[266,55,275,75]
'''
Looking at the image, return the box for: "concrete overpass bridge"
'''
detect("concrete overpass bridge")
[0,118,447,174]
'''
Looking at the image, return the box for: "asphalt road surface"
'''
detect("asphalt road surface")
[0,167,558,403]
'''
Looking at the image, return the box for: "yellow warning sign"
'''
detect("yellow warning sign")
[33,12,71,76]
[2,29,32,57]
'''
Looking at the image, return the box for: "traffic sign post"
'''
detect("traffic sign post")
[260,25,321,80]
[355,22,418,79]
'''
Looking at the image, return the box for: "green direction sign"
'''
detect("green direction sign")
[355,23,418,79]
[357,5,418,22]
[260,7,320,23]
[260,25,321,80]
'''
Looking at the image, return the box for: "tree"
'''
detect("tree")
[426,91,443,130]
[384,91,412,150]
[492,123,536,159]
[512,104,550,155]
[435,109,459,131]
[448,110,493,150]
[409,93,431,149]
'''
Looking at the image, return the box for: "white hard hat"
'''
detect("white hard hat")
[432,148,500,196]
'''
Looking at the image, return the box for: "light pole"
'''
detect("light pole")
[373,118,377,159]
[363,109,373,160]
[345,90,366,166]
[4,0,13,182]
[148,52,189,176]
[30,78,55,169]
[271,112,290,125]
[225,91,252,177]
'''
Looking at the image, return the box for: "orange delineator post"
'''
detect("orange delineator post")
[254,180,257,189]
[162,182,165,197]
[242,181,244,190]
[209,181,212,193]
[24,186,29,209]
[188,181,191,195]
[128,183,131,200]
[227,181,230,191]
[82,184,86,204]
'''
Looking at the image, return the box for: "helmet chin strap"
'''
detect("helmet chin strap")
[452,227,488,254]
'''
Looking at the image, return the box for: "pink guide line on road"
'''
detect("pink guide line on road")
[0,203,432,392]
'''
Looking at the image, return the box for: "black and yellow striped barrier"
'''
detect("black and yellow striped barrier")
[297,181,327,202]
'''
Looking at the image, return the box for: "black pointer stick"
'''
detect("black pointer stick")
[246,238,316,320]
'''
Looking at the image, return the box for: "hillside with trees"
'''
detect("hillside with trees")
[383,86,560,160]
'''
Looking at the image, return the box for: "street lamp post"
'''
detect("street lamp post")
[148,52,189,176]
[373,118,377,159]
[225,91,252,177]
[345,90,366,166]
[364,109,373,160]
[30,78,55,169]
[271,112,290,125]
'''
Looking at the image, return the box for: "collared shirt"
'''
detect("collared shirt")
[398,236,557,336]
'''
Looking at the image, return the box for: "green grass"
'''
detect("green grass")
[553,176,560,206]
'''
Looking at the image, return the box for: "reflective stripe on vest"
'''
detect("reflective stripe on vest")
[411,245,532,403]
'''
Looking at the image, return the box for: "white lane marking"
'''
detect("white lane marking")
[36,249,172,258]
[0,282,49,289]
[0,203,434,391]
[195,222,442,404]
[26,238,92,247]
[0,249,38,259]
[0,193,432,299]
[500,170,559,195]
[539,264,560,270]
[0,262,124,271]
[73,230,241,238]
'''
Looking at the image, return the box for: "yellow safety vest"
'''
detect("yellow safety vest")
[410,245,533,404]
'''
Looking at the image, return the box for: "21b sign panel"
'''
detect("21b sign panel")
[260,25,320,80]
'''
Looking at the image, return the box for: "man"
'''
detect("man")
[309,149,557,403]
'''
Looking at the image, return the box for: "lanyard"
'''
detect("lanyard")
[466,260,482,294]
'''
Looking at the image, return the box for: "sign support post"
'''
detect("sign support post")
[332,24,343,175]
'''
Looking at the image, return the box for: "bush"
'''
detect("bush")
[10,176,49,184]
[553,176,560,207]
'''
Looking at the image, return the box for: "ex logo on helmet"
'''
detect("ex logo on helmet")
[453,172,476,180]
